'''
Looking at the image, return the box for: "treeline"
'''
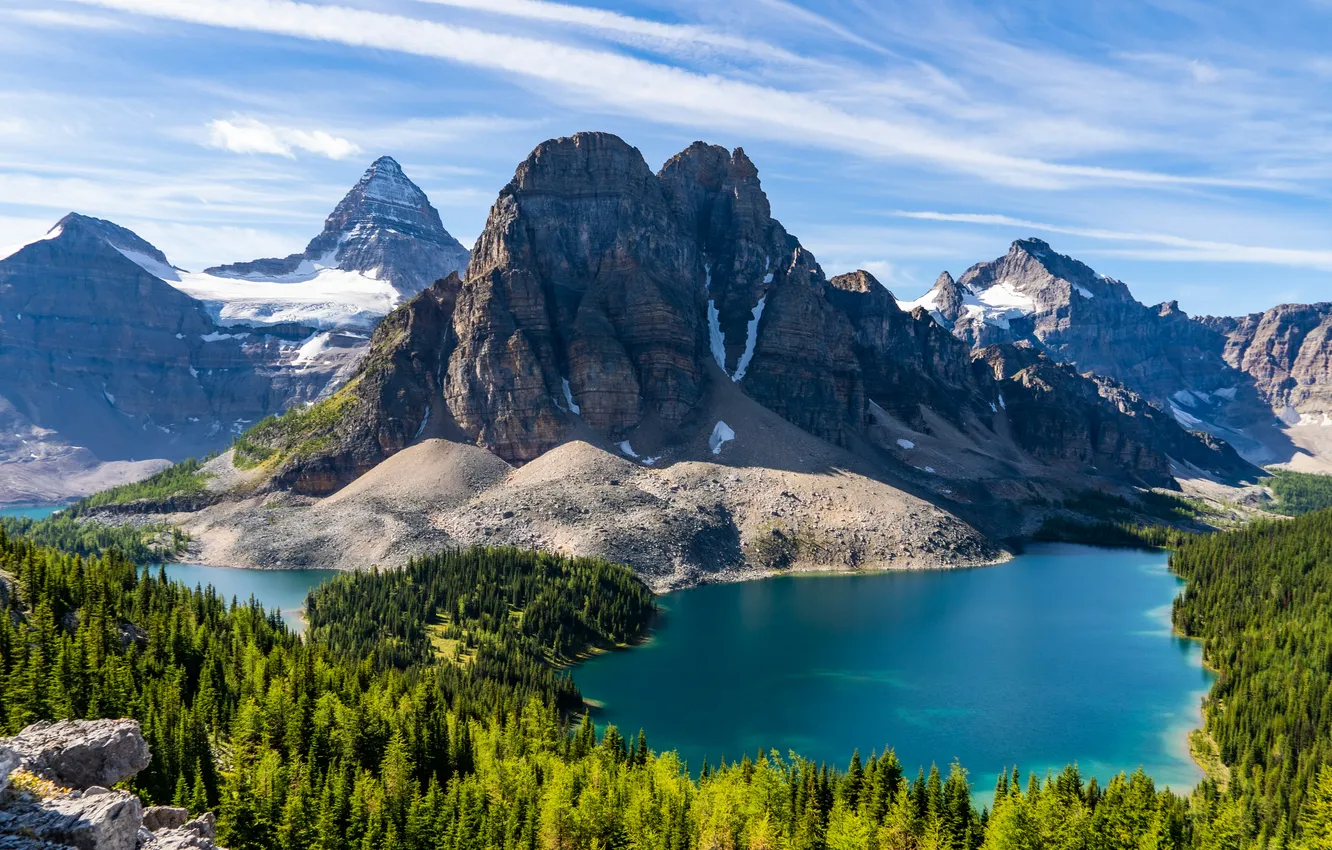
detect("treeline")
[69,457,213,512]
[1033,517,1196,549]
[1172,508,1332,845]
[1266,470,1332,516]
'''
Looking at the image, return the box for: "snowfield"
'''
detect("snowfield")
[169,267,399,330]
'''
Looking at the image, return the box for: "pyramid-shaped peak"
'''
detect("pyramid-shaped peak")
[343,155,429,209]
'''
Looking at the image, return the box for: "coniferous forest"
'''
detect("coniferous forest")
[3,513,1332,848]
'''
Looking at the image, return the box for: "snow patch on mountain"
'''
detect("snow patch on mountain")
[709,420,735,454]
[561,379,581,415]
[899,277,1036,330]
[114,246,181,282]
[1171,403,1204,429]
[731,295,766,382]
[707,300,727,373]
[292,332,334,367]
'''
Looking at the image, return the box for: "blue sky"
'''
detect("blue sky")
[2,0,1331,315]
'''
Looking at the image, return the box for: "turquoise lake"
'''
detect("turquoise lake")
[573,543,1212,795]
[0,504,67,520]
[162,563,338,633]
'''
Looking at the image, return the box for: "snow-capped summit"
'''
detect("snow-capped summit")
[898,238,1131,343]
[171,155,470,329]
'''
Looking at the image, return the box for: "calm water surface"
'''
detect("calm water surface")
[162,563,338,633]
[0,504,67,520]
[574,543,1211,794]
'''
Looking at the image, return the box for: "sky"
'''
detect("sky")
[2,0,1331,315]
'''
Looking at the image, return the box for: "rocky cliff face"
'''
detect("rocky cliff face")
[1198,303,1332,423]
[206,156,469,299]
[976,344,1253,487]
[911,238,1238,395]
[0,719,225,849]
[239,132,1257,499]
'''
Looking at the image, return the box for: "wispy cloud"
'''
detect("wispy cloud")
[894,211,1332,271]
[411,0,812,65]
[66,0,1275,191]
[8,8,134,30]
[207,117,362,160]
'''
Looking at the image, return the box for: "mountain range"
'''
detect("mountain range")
[0,157,468,504]
[9,131,1332,586]
[59,131,1332,590]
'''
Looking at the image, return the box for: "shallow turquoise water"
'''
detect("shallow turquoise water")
[573,543,1212,795]
[162,563,338,633]
[0,504,66,520]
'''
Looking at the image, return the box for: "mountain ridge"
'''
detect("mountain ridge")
[137,132,1263,587]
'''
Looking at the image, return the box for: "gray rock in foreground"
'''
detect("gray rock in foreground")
[0,719,226,850]
[8,721,149,791]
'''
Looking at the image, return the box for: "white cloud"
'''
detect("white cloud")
[207,117,362,160]
[894,211,1332,271]
[9,8,133,29]
[1189,60,1221,84]
[413,0,810,65]
[67,0,1272,191]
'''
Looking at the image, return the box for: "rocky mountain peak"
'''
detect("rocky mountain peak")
[828,269,881,294]
[206,155,469,298]
[728,146,759,181]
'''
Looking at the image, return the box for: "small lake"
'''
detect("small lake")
[162,563,338,633]
[0,504,67,520]
[574,543,1212,795]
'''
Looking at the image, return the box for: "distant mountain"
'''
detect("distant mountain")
[154,134,1259,586]
[899,239,1322,466]
[170,156,469,329]
[0,214,365,503]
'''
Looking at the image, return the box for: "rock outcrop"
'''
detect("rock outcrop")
[977,344,1255,487]
[1199,303,1332,423]
[5,721,150,791]
[0,719,224,850]
[206,156,469,299]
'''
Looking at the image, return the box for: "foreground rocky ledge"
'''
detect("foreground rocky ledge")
[0,719,224,850]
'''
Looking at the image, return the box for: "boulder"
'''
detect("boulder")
[8,721,150,791]
[0,788,141,850]
[140,809,187,834]
[138,814,219,849]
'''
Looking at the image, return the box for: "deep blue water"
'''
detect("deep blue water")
[0,504,66,520]
[162,563,338,633]
[574,543,1211,795]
